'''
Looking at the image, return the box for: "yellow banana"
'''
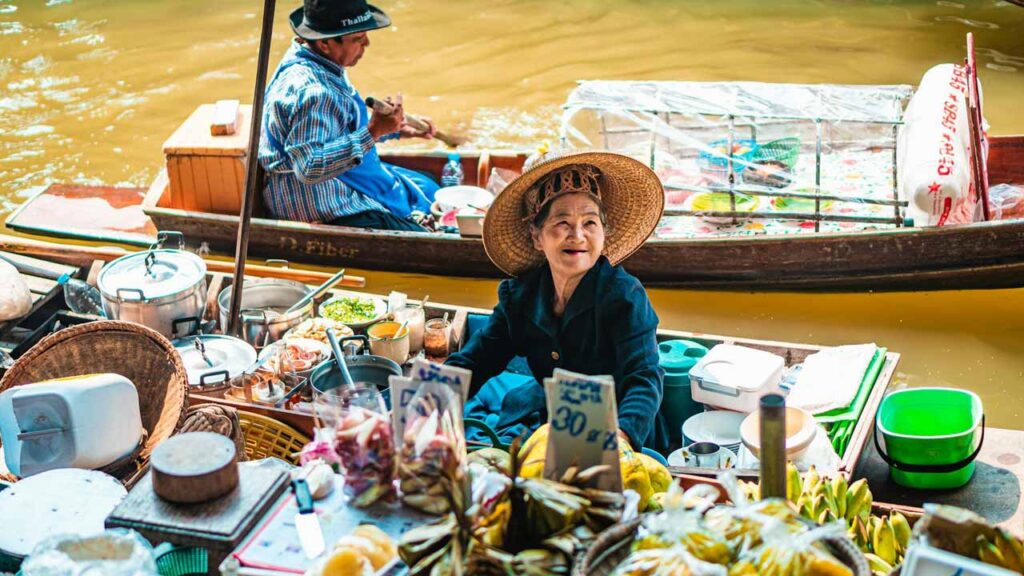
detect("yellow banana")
[805,465,821,495]
[888,511,912,555]
[786,462,802,503]
[978,535,1008,569]
[994,531,1024,573]
[872,516,897,565]
[844,479,872,524]
[863,553,894,575]
[831,475,848,520]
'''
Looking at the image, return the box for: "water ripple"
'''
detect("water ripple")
[0,22,24,35]
[0,4,17,15]
[934,15,1000,29]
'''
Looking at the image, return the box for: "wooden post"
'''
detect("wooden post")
[227,0,277,337]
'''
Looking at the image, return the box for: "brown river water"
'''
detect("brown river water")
[0,1,1022,424]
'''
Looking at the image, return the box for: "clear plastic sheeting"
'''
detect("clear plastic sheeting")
[560,80,916,239]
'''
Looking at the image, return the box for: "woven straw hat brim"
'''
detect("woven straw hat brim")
[482,150,665,276]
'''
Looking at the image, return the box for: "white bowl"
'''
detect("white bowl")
[682,410,746,446]
[739,406,818,459]
[317,294,388,330]
[435,185,493,212]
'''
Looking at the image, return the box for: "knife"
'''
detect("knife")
[291,478,325,559]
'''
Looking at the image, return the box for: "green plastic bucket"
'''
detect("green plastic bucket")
[875,387,984,489]
[658,340,709,444]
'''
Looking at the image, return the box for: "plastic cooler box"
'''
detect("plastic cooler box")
[689,344,785,413]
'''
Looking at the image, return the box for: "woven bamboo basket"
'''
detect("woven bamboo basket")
[572,516,871,576]
[0,321,189,485]
[238,411,310,465]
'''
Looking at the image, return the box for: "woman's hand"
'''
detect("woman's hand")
[617,428,632,447]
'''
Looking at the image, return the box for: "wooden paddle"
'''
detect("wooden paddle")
[0,234,367,287]
[365,96,468,148]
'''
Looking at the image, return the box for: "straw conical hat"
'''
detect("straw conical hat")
[482,150,664,276]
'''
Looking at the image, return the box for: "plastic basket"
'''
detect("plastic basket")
[237,411,310,465]
[752,137,801,169]
[697,138,759,175]
[155,545,207,576]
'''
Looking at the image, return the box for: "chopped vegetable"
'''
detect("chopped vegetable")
[322,297,379,324]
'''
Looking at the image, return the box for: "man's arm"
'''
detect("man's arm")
[281,84,377,185]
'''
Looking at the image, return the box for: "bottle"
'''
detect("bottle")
[440,152,463,187]
[57,273,106,317]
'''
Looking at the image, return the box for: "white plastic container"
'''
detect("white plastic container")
[901,543,1018,576]
[0,373,143,478]
[689,344,785,413]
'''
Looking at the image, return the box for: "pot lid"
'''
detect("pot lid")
[99,250,206,301]
[174,335,256,386]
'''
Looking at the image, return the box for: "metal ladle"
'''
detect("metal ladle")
[325,326,355,390]
[283,268,346,315]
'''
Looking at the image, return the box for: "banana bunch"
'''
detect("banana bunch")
[728,543,853,576]
[739,465,914,574]
[633,529,732,565]
[976,531,1024,573]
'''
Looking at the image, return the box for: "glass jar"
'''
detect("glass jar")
[423,317,450,359]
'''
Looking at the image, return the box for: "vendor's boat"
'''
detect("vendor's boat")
[7,135,1024,291]
[2,246,1023,530]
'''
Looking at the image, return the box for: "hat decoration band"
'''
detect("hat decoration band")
[521,164,604,224]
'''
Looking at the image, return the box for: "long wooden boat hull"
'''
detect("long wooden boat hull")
[9,138,1024,291]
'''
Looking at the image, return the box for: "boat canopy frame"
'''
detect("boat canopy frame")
[560,80,916,230]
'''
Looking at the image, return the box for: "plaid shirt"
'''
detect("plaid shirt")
[258,41,397,223]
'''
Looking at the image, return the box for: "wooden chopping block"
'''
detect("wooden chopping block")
[151,432,238,504]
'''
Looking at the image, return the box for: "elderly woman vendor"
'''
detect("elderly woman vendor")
[446,150,668,453]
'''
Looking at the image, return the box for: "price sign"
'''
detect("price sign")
[389,360,470,441]
[542,369,622,492]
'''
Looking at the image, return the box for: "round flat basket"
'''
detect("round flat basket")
[0,320,189,485]
[572,516,870,576]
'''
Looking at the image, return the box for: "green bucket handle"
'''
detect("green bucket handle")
[873,414,985,474]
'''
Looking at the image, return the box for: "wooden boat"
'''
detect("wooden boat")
[7,136,1024,291]
[0,242,898,486]
[2,245,1022,529]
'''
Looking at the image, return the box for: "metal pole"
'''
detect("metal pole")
[759,393,787,500]
[227,0,277,337]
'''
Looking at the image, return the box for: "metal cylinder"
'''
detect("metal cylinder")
[759,393,787,499]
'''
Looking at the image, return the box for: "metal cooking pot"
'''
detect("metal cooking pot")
[172,333,257,393]
[97,232,207,339]
[218,278,313,350]
[309,336,402,400]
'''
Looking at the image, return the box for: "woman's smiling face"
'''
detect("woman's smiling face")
[531,193,606,279]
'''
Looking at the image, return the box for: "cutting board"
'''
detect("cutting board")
[106,460,289,576]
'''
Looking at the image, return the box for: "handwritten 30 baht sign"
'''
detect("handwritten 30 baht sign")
[542,368,623,492]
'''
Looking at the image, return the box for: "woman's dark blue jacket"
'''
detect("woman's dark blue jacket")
[447,256,668,452]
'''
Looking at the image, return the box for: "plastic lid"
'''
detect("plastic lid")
[98,250,206,301]
[57,273,70,285]
[658,340,709,375]
[448,152,460,161]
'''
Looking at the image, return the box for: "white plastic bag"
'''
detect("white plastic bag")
[0,257,32,321]
[898,63,985,227]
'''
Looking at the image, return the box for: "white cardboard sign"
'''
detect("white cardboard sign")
[542,368,622,492]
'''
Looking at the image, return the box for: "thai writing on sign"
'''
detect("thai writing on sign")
[542,368,623,492]
[389,359,470,441]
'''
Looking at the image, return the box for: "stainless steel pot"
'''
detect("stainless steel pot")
[218,278,313,350]
[309,337,402,403]
[97,232,207,339]
[172,334,257,393]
